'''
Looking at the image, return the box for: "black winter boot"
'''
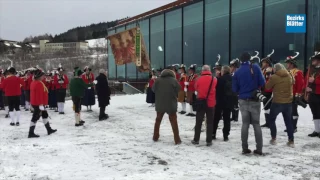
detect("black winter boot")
[28,126,40,138]
[45,122,57,135]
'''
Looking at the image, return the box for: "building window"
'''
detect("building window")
[183,1,203,68]
[126,22,137,80]
[165,8,182,66]
[116,26,126,81]
[108,29,116,79]
[308,0,320,66]
[205,0,230,67]
[265,0,305,69]
[150,14,165,71]
[138,19,150,80]
[231,0,262,61]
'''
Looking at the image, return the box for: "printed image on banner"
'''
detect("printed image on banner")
[286,14,306,33]
[107,27,151,72]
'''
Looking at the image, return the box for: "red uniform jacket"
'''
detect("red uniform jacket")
[289,68,304,96]
[81,73,95,84]
[20,77,25,90]
[186,74,198,92]
[2,75,22,96]
[148,76,156,88]
[53,74,69,89]
[175,73,180,81]
[195,71,217,108]
[305,69,320,95]
[0,76,5,90]
[42,78,51,89]
[30,80,48,106]
[50,80,55,90]
[179,73,187,90]
[24,75,33,91]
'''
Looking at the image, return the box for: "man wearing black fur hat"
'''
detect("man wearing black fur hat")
[28,68,57,138]
[260,50,275,128]
[2,67,22,126]
[285,52,304,133]
[185,64,198,116]
[53,64,69,114]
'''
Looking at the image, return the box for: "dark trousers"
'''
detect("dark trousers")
[231,103,239,121]
[56,89,67,103]
[194,107,215,143]
[31,106,49,123]
[8,96,20,111]
[213,106,231,138]
[309,93,320,119]
[72,96,81,113]
[0,90,4,108]
[99,106,106,118]
[263,94,272,125]
[292,103,299,129]
[269,103,294,141]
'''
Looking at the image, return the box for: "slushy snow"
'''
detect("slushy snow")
[0,94,320,180]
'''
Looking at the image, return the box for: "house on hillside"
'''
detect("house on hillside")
[0,39,22,54]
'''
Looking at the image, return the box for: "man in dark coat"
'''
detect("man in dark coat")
[213,66,237,141]
[95,69,111,121]
[152,69,181,145]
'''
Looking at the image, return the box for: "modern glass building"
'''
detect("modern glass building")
[107,0,320,81]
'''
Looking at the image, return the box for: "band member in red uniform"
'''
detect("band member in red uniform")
[178,64,187,114]
[0,69,5,110]
[146,69,156,107]
[81,66,95,111]
[285,52,304,133]
[185,64,198,116]
[49,70,58,111]
[260,50,275,128]
[230,58,240,122]
[2,67,22,126]
[28,69,57,138]
[170,64,180,80]
[53,64,69,114]
[306,53,320,137]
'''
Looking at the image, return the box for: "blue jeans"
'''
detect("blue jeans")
[269,103,294,141]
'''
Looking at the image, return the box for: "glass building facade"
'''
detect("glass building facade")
[107,0,320,81]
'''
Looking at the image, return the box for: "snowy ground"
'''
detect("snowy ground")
[1,94,320,180]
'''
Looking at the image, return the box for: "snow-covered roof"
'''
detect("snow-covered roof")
[13,44,21,48]
[85,38,107,48]
[4,42,10,46]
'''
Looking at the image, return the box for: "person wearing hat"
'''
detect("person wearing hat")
[178,64,187,114]
[0,69,5,110]
[146,69,156,107]
[28,69,57,138]
[185,64,198,116]
[81,66,95,111]
[232,52,265,155]
[285,52,304,133]
[260,50,275,128]
[70,67,94,126]
[43,71,52,109]
[170,64,180,81]
[48,70,57,111]
[2,67,22,126]
[306,53,320,137]
[229,58,240,122]
[53,64,69,114]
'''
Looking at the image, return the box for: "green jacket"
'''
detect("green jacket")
[70,78,93,97]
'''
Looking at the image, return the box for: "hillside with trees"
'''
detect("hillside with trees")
[22,19,122,43]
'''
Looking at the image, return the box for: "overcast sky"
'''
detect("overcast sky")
[0,0,175,41]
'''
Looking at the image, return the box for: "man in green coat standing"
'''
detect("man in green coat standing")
[70,67,94,126]
[152,68,181,145]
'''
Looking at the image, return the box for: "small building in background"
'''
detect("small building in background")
[39,40,88,53]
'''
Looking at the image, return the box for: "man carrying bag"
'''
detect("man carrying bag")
[191,65,217,146]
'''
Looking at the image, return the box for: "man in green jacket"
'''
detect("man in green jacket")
[70,67,94,126]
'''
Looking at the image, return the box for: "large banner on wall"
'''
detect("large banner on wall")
[107,27,151,72]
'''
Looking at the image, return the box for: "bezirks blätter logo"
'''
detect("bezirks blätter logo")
[286,14,306,33]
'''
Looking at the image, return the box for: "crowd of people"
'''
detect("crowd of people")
[150,50,320,155]
[0,65,111,138]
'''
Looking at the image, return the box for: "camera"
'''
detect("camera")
[252,90,267,102]
[295,96,307,108]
